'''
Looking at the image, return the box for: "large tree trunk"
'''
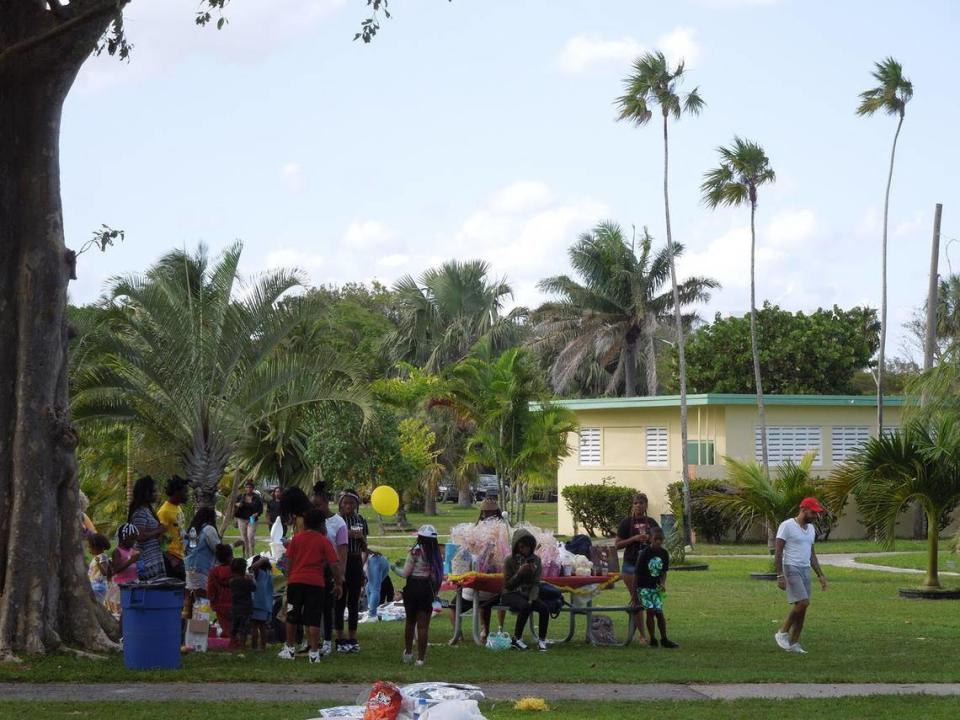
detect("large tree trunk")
[623,333,639,398]
[749,197,770,479]
[923,506,941,589]
[0,8,119,656]
[877,114,904,434]
[662,114,693,546]
[644,328,658,396]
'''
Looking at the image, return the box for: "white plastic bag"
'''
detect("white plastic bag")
[421,700,486,719]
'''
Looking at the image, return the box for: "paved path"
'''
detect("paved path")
[3,682,960,703]
[688,552,960,577]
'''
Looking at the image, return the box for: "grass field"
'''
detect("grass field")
[854,552,959,572]
[3,557,958,684]
[4,697,960,720]
[688,538,933,555]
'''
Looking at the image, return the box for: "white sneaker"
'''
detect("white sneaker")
[320,641,332,657]
[511,638,528,650]
[415,659,425,667]
[788,643,808,654]
[277,644,295,660]
[308,650,321,663]
[402,652,414,664]
[537,640,547,652]
[775,632,791,651]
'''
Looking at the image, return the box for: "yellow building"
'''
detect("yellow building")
[555,393,906,539]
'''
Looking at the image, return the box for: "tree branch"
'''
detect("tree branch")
[0,0,128,70]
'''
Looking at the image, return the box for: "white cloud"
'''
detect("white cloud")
[657,27,701,67]
[342,220,394,249]
[379,254,410,268]
[489,181,553,214]
[556,27,701,74]
[280,162,305,193]
[556,34,645,74]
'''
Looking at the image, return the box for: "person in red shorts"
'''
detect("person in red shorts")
[277,508,343,663]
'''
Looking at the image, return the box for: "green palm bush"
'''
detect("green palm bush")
[826,417,960,588]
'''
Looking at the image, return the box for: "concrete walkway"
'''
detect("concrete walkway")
[3,682,960,703]
[688,552,960,577]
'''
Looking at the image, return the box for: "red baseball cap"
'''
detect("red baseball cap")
[799,497,825,513]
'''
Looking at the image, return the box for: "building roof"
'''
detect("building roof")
[546,393,905,411]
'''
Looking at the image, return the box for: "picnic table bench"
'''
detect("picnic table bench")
[446,572,638,647]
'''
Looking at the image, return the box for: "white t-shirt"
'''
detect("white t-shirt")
[776,518,815,568]
[325,513,348,549]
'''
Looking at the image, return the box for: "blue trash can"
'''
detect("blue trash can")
[120,581,185,670]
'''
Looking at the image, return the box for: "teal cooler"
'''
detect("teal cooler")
[120,581,185,670]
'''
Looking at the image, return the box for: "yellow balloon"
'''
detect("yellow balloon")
[370,485,400,516]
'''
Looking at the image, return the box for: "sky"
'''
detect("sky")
[62,0,960,362]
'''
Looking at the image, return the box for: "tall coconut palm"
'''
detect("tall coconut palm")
[826,416,960,589]
[387,259,525,373]
[701,138,776,478]
[857,58,913,433]
[531,222,718,397]
[72,242,369,507]
[616,51,704,542]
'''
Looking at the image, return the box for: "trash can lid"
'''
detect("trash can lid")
[119,578,186,590]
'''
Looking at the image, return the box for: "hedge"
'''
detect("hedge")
[561,481,635,538]
[667,478,740,544]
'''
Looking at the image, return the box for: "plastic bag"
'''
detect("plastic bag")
[421,700,486,719]
[485,630,512,651]
[400,682,485,704]
[317,707,365,719]
[363,681,403,720]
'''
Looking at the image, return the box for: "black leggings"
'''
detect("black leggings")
[336,554,363,633]
[322,584,335,642]
[501,591,549,640]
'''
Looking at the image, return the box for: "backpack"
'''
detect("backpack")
[565,534,592,558]
[538,582,565,618]
[590,615,616,646]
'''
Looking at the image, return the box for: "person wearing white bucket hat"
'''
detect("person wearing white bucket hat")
[400,524,444,666]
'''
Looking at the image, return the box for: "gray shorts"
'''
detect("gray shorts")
[784,565,811,603]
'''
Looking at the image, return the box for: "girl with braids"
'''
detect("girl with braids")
[184,506,221,618]
[335,489,368,653]
[127,476,167,581]
[109,523,141,624]
[401,525,444,666]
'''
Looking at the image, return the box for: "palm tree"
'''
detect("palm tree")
[616,51,704,541]
[531,222,718,396]
[701,138,776,478]
[826,417,960,588]
[704,452,822,552]
[387,259,525,373]
[857,58,913,434]
[72,242,369,507]
[441,347,578,522]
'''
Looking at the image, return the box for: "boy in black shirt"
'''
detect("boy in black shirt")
[635,527,677,648]
[229,558,256,650]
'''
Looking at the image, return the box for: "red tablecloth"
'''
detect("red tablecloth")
[447,573,619,595]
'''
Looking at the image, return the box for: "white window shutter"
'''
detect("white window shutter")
[645,427,668,466]
[831,426,871,463]
[579,427,601,466]
[755,426,822,464]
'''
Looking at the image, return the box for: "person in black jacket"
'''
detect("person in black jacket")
[266,487,286,537]
[234,481,263,557]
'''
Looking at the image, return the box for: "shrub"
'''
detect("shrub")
[561,479,635,538]
[667,479,739,544]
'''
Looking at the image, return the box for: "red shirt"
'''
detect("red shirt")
[207,563,233,612]
[287,529,338,587]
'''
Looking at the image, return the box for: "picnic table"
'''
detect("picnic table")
[446,572,634,647]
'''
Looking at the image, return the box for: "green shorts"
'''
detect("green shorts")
[638,587,663,611]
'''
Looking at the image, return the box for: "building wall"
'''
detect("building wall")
[556,401,923,540]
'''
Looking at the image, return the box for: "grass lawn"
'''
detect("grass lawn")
[854,552,960,573]
[2,558,959,684]
[3,697,960,720]
[689,538,932,556]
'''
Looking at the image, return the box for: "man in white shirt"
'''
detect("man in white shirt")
[774,496,828,654]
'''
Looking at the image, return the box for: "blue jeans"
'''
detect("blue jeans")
[365,554,389,619]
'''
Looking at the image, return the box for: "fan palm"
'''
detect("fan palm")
[826,417,960,588]
[72,241,370,507]
[386,259,525,373]
[857,58,913,433]
[704,452,821,550]
[701,138,776,477]
[616,51,704,540]
[531,222,718,397]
